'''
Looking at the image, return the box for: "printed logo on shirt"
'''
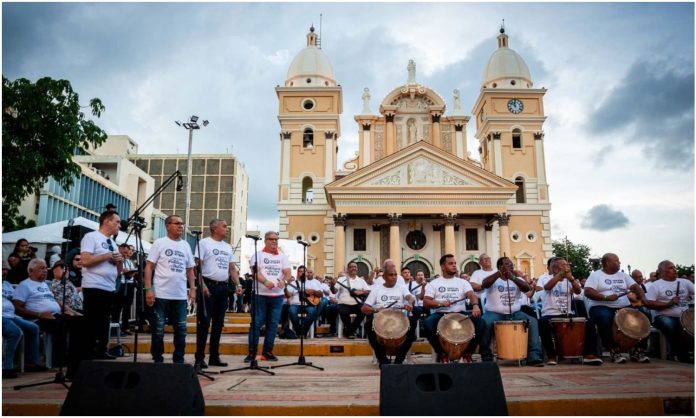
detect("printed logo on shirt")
[665,290,674,297]
[438,286,446,292]
[497,285,505,292]
[165,249,174,257]
[553,289,561,297]
[213,249,220,255]
[101,242,109,249]
[381,295,389,301]
[264,258,270,264]
[604,279,612,285]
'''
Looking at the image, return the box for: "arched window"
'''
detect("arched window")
[302,176,313,203]
[515,176,526,203]
[512,129,522,149]
[303,128,314,148]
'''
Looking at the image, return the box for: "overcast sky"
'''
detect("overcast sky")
[3,2,694,274]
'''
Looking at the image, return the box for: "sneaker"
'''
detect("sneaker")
[462,354,473,364]
[208,358,228,367]
[583,355,603,365]
[611,350,626,364]
[261,352,278,361]
[194,360,208,369]
[243,354,255,363]
[527,359,544,367]
[439,353,450,364]
[546,356,558,366]
[631,350,650,363]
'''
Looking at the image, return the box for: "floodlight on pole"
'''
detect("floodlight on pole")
[175,115,209,233]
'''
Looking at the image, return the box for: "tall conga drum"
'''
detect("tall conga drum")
[437,313,475,361]
[373,308,410,356]
[550,317,586,358]
[494,321,528,361]
[612,308,651,352]
[680,307,694,338]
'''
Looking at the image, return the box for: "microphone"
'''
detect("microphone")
[297,239,310,247]
[245,234,260,240]
[190,230,202,235]
[176,171,183,192]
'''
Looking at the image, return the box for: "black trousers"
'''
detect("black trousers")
[195,280,229,362]
[38,315,89,379]
[111,282,135,329]
[83,288,115,355]
[366,315,416,363]
[338,304,364,337]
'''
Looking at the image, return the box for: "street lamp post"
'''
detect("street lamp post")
[175,116,209,233]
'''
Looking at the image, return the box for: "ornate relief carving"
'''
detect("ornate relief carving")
[393,97,429,112]
[443,213,457,225]
[371,173,401,185]
[366,157,477,187]
[423,125,430,144]
[374,125,384,160]
[343,154,359,172]
[333,214,347,226]
[441,125,452,153]
[495,213,511,226]
[387,213,402,225]
[396,124,403,150]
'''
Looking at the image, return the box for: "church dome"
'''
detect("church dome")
[482,28,533,89]
[285,27,336,87]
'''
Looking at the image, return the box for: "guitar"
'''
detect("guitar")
[288,282,321,306]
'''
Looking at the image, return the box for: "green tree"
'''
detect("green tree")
[552,238,592,279]
[2,76,107,230]
[676,264,695,278]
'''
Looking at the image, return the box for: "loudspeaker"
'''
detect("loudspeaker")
[62,225,93,251]
[60,361,205,416]
[380,363,508,416]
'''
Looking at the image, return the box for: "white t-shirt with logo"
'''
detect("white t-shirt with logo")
[425,277,473,313]
[3,281,16,318]
[286,278,324,306]
[647,278,695,318]
[539,274,575,316]
[406,280,425,307]
[81,231,119,292]
[584,270,635,309]
[251,250,291,297]
[484,278,523,315]
[195,237,235,282]
[470,268,497,299]
[14,279,61,315]
[335,276,370,305]
[364,283,412,310]
[147,237,195,300]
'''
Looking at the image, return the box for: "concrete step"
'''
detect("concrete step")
[162,323,333,335]
[186,313,251,324]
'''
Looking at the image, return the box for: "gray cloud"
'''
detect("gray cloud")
[590,59,694,170]
[592,144,615,168]
[580,204,630,231]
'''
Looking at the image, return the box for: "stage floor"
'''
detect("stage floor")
[3,348,693,415]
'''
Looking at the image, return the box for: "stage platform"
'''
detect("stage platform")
[3,334,694,416]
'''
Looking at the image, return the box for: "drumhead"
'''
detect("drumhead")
[438,313,474,344]
[614,308,651,340]
[549,317,587,324]
[681,308,694,337]
[373,308,409,339]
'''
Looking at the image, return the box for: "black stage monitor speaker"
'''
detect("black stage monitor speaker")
[62,225,93,251]
[60,361,205,416]
[380,362,508,416]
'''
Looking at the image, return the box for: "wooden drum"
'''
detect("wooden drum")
[436,313,475,361]
[681,307,694,338]
[494,321,528,361]
[550,317,586,358]
[373,308,410,355]
[612,308,651,352]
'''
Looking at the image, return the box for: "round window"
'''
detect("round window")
[294,233,304,242]
[406,230,427,250]
[510,232,521,242]
[306,78,312,84]
[526,232,537,242]
[309,233,320,244]
[302,99,315,111]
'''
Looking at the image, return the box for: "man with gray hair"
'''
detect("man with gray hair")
[194,219,241,370]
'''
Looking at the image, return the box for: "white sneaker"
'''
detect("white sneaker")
[611,350,626,364]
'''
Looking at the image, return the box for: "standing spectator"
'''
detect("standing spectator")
[13,239,36,277]
[80,210,123,360]
[144,215,196,364]
[7,253,24,285]
[111,244,135,335]
[3,280,42,378]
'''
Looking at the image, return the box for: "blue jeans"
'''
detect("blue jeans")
[2,316,40,369]
[424,312,483,358]
[151,299,188,363]
[289,300,323,337]
[248,295,284,355]
[480,311,543,362]
[653,315,692,362]
[589,306,649,352]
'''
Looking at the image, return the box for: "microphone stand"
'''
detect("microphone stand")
[14,237,72,390]
[273,241,323,371]
[192,230,214,381]
[220,235,274,376]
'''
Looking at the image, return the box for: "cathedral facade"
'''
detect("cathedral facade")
[276,27,552,279]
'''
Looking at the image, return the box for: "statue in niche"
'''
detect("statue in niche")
[361,87,371,114]
[407,118,417,144]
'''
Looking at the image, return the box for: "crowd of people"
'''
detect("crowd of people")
[3,220,693,379]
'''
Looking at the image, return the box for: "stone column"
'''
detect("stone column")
[492,132,503,177]
[325,131,335,181]
[454,124,465,159]
[484,223,494,256]
[431,114,442,148]
[334,214,347,274]
[497,213,511,258]
[385,113,395,156]
[362,123,372,166]
[279,131,292,202]
[443,213,456,255]
[388,213,401,268]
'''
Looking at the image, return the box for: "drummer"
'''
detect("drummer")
[479,257,544,366]
[538,257,603,365]
[361,264,416,366]
[423,254,482,363]
[644,260,694,363]
[584,253,648,364]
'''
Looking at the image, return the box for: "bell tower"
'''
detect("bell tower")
[471,26,552,276]
[276,26,343,273]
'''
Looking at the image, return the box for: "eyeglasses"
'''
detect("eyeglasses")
[167,222,184,225]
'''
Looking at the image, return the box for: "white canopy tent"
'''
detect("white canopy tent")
[2,217,152,260]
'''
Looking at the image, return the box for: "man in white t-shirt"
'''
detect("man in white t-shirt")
[194,219,241,370]
[469,253,497,314]
[285,265,325,337]
[80,210,123,360]
[645,260,695,363]
[3,279,42,377]
[246,231,291,363]
[371,259,406,289]
[361,264,416,366]
[479,257,543,366]
[330,261,370,339]
[584,253,648,364]
[538,258,603,365]
[423,254,482,363]
[144,215,196,364]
